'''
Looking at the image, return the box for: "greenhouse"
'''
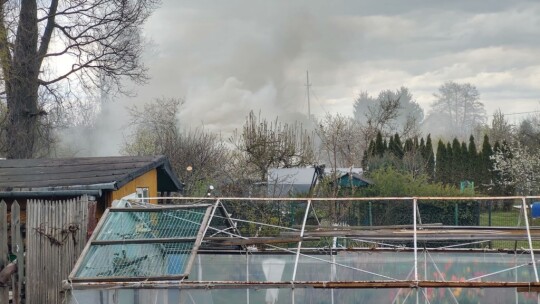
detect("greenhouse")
[66,196,540,303]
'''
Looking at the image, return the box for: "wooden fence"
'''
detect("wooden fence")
[0,196,90,304]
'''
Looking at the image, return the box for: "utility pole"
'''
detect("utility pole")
[306,70,311,119]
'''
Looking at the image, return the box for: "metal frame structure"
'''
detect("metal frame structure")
[69,204,213,282]
[67,196,540,297]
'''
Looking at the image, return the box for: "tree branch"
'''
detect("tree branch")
[37,0,58,68]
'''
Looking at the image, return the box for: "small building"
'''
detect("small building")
[267,167,319,197]
[0,155,183,221]
[334,172,373,188]
[267,167,370,197]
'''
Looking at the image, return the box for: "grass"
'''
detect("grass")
[479,209,540,250]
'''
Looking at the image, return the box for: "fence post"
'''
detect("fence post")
[368,202,372,226]
[454,203,459,226]
[488,201,493,249]
[11,201,23,304]
[0,201,8,304]
[488,201,492,226]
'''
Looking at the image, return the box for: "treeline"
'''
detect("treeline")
[363,132,512,195]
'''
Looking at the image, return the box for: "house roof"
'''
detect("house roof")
[267,168,317,197]
[337,172,373,185]
[0,155,183,195]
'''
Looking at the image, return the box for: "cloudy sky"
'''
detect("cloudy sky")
[91,0,540,155]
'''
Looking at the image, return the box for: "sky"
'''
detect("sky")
[86,0,540,155]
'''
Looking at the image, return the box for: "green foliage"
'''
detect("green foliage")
[435,139,447,183]
[478,135,494,192]
[360,167,462,197]
[354,167,477,227]
[424,134,435,179]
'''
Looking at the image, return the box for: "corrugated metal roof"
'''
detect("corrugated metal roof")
[0,155,182,192]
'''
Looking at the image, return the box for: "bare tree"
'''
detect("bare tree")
[0,0,159,158]
[354,87,423,143]
[316,113,362,170]
[123,97,230,196]
[425,81,486,139]
[230,111,315,181]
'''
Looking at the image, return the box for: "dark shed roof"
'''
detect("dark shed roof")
[335,172,373,187]
[0,155,182,194]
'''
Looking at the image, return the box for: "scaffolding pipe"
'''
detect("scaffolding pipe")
[292,199,312,281]
[413,197,418,282]
[521,197,539,282]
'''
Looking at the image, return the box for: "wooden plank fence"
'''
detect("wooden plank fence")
[0,196,89,304]
[0,201,9,304]
[0,200,24,304]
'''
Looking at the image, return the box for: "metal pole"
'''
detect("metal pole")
[454,203,458,226]
[489,201,493,249]
[246,254,250,304]
[520,197,539,282]
[424,249,427,304]
[369,202,373,226]
[292,199,312,281]
[488,201,492,226]
[413,198,418,282]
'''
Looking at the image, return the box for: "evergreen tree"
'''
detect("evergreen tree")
[367,140,375,156]
[388,136,395,156]
[425,134,435,180]
[459,141,468,182]
[436,140,447,183]
[451,138,461,185]
[480,134,493,193]
[390,133,404,158]
[404,138,414,153]
[375,132,385,157]
[467,135,478,184]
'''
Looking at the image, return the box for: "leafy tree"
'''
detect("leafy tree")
[362,167,462,197]
[492,141,540,195]
[0,0,159,158]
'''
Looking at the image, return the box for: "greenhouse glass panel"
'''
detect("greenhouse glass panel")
[71,205,212,281]
[96,208,207,240]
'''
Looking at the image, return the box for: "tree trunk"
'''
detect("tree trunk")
[5,0,40,159]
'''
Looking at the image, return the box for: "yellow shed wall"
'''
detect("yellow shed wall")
[110,169,158,204]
